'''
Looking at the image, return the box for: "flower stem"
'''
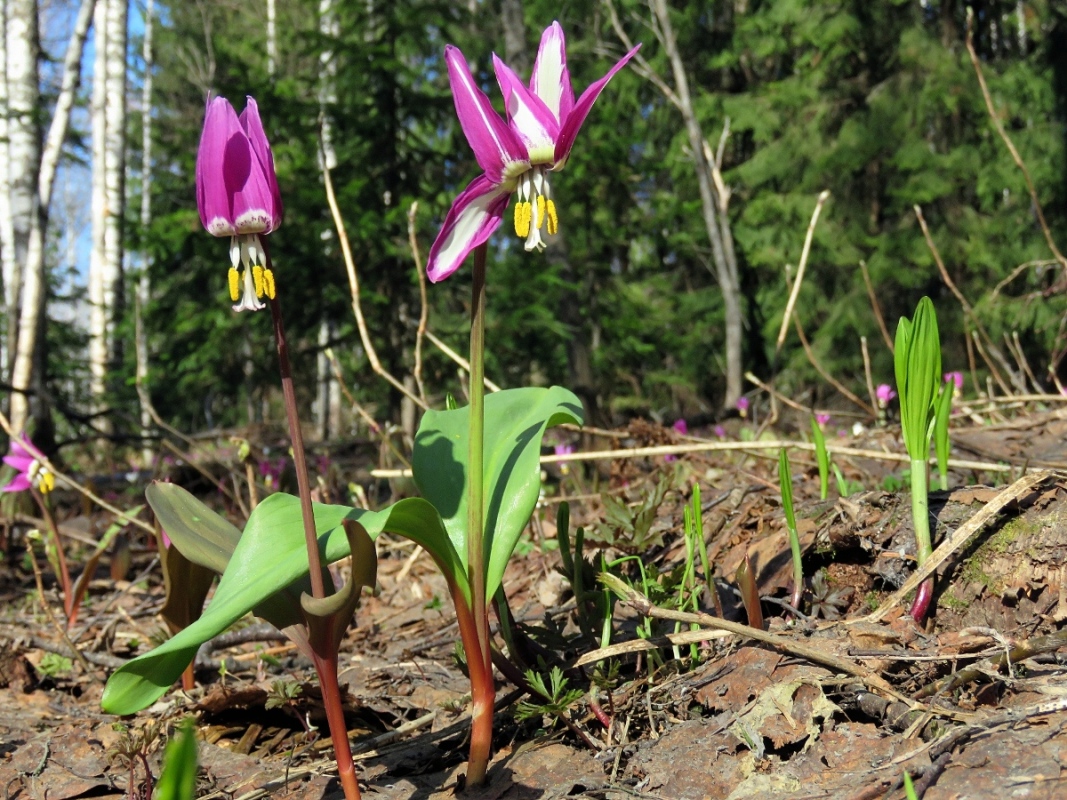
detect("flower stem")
[908,458,934,622]
[32,488,73,623]
[465,243,492,785]
[312,652,362,800]
[453,582,493,787]
[262,243,329,601]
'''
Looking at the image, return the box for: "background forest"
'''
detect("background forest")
[3,0,1067,462]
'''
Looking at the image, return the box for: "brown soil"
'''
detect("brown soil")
[3,410,1067,800]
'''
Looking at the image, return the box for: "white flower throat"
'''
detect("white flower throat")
[512,166,558,252]
[228,234,276,313]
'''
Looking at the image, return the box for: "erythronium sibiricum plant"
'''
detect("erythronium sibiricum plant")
[413,21,634,786]
[425,21,640,281]
[894,297,952,623]
[102,95,388,800]
[3,436,76,623]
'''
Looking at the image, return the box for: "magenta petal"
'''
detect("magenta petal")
[196,97,242,236]
[493,55,559,163]
[446,45,529,184]
[426,174,511,282]
[3,454,33,472]
[530,22,574,123]
[554,44,641,167]
[239,97,283,232]
[2,474,31,492]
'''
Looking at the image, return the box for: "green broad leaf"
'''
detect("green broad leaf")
[155,718,198,800]
[147,483,241,574]
[101,493,446,715]
[412,386,583,601]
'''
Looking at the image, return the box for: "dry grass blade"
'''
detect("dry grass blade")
[776,190,830,353]
[862,470,1055,623]
[575,628,733,667]
[597,573,909,701]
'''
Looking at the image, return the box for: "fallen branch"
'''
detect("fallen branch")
[862,470,1055,622]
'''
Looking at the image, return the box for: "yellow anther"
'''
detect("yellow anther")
[514,201,531,238]
[263,268,276,299]
[536,196,546,230]
[546,199,558,236]
[39,470,54,494]
[228,267,240,302]
[252,265,265,298]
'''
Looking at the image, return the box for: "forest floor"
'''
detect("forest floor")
[3,406,1067,800]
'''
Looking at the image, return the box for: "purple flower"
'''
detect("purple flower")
[426,22,640,282]
[736,396,750,418]
[553,443,575,457]
[672,419,688,435]
[196,96,283,312]
[815,413,831,428]
[943,371,963,392]
[876,383,896,407]
[2,437,54,494]
[713,425,726,439]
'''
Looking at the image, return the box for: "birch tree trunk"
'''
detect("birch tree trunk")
[316,0,339,440]
[9,0,94,433]
[134,0,154,466]
[3,0,38,388]
[649,0,744,408]
[0,3,14,378]
[87,0,126,433]
[87,0,108,421]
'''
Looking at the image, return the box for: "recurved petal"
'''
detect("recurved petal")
[493,55,559,165]
[239,97,283,232]
[3,453,33,473]
[427,174,511,283]
[446,45,529,183]
[196,97,242,236]
[530,21,574,124]
[2,474,31,493]
[553,43,641,168]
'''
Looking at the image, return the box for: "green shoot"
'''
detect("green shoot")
[903,771,918,800]
[933,376,953,491]
[778,449,804,611]
[810,417,830,500]
[155,718,198,800]
[894,296,949,622]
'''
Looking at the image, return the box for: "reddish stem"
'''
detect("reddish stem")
[453,584,494,786]
[32,488,74,624]
[262,242,328,601]
[909,577,934,623]
[311,652,362,800]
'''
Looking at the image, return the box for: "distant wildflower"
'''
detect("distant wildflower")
[713,425,727,439]
[196,96,283,312]
[672,419,688,435]
[876,384,896,408]
[943,371,963,394]
[815,413,831,428]
[426,22,640,281]
[2,437,55,494]
[554,443,575,475]
[736,397,750,418]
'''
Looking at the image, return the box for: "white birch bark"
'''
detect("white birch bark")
[315,0,338,438]
[87,0,108,417]
[135,0,154,465]
[88,0,126,431]
[0,3,15,377]
[9,0,94,432]
[3,0,38,384]
[266,0,275,77]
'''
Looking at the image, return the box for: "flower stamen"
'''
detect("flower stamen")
[228,267,240,302]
